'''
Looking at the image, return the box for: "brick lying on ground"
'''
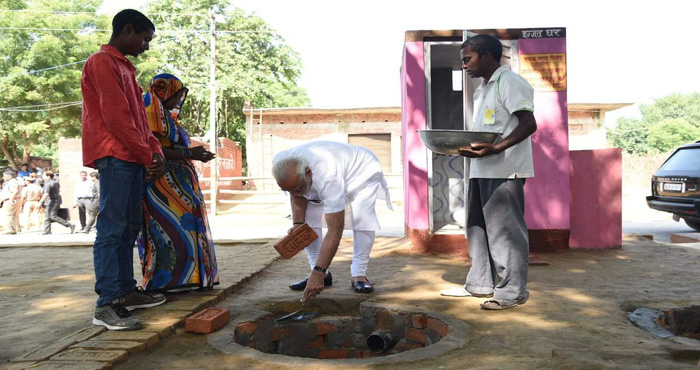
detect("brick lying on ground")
[11,326,106,362]
[12,360,110,370]
[69,340,147,354]
[50,349,128,363]
[92,331,159,347]
[185,307,231,334]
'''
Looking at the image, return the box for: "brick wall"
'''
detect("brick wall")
[244,108,403,192]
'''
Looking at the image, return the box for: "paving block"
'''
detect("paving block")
[50,349,127,364]
[137,311,191,339]
[69,340,147,354]
[185,308,230,334]
[160,297,213,312]
[92,331,159,347]
[0,362,38,370]
[12,326,106,362]
[25,361,110,369]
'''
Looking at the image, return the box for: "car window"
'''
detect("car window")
[658,147,700,172]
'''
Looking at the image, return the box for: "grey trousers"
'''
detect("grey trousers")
[464,178,529,302]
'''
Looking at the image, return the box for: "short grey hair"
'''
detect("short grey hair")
[272,156,309,182]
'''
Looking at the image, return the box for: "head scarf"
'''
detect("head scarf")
[144,73,190,148]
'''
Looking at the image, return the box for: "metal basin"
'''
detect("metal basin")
[418,129,500,155]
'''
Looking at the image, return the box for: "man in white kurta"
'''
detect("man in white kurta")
[272,141,392,303]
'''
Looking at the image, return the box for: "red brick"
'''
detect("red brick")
[184,308,230,334]
[375,310,392,330]
[405,328,427,344]
[247,340,256,348]
[306,336,325,349]
[316,323,339,335]
[318,348,350,359]
[426,318,449,337]
[235,321,259,336]
[273,224,318,259]
[411,314,427,329]
[272,327,290,341]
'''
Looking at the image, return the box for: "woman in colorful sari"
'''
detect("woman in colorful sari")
[138,73,219,292]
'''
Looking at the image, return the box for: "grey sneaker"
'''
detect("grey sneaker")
[122,288,166,311]
[93,300,141,331]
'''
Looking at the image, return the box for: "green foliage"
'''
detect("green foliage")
[647,118,700,152]
[0,0,107,168]
[609,93,700,154]
[607,117,651,155]
[0,0,309,171]
[141,0,309,171]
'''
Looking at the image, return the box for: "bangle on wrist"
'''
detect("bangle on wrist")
[313,265,327,273]
[293,221,304,225]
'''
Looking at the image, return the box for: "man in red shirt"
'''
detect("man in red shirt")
[81,9,166,331]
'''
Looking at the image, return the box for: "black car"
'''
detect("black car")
[646,141,700,231]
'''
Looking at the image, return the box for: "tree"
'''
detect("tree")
[0,0,108,169]
[0,0,309,171]
[608,93,700,154]
[647,118,700,152]
[141,0,310,171]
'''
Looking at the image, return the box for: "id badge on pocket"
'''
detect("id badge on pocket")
[484,109,495,125]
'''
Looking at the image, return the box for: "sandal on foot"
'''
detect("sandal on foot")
[480,290,529,310]
[480,299,518,310]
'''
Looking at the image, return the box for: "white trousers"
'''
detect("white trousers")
[305,227,375,277]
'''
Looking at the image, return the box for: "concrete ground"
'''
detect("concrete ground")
[3,190,700,369]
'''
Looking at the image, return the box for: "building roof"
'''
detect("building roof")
[242,106,401,116]
[567,103,634,112]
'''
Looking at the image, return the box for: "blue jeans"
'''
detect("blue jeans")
[93,157,144,306]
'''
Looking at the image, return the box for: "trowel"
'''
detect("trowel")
[273,299,320,324]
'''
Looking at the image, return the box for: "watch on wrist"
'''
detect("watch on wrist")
[313,265,327,273]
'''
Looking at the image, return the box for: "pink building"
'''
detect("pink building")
[401,28,621,257]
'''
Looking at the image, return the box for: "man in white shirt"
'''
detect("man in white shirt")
[272,141,393,303]
[74,171,94,232]
[1,169,22,234]
[440,34,537,310]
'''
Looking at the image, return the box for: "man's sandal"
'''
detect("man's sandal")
[480,290,529,310]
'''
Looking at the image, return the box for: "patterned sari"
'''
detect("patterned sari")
[137,73,219,291]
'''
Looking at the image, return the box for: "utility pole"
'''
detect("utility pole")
[209,10,218,216]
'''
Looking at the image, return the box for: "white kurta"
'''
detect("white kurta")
[273,141,392,231]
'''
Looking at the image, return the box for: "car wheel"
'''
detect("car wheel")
[684,218,700,232]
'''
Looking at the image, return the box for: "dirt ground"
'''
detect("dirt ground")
[0,242,279,364]
[3,186,699,369]
[116,236,700,369]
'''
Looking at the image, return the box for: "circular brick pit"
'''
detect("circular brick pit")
[658,306,700,340]
[227,302,455,360]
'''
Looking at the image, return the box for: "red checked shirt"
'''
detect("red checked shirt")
[81,45,163,168]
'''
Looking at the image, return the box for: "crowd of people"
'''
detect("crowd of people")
[0,166,101,235]
[2,8,539,331]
